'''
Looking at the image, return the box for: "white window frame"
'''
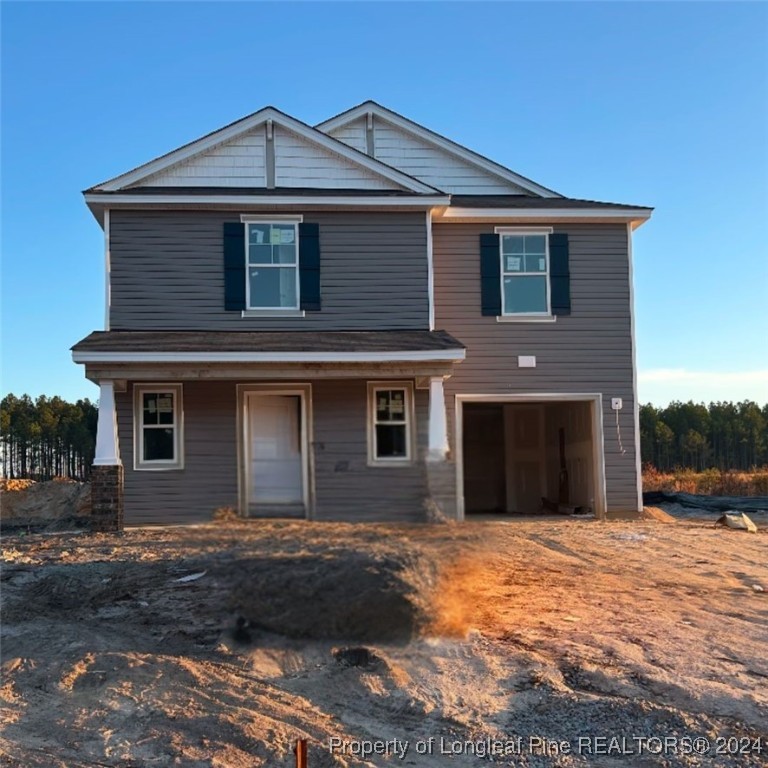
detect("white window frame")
[367,381,415,466]
[133,383,184,471]
[241,215,303,311]
[495,226,554,318]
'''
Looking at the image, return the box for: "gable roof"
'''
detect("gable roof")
[87,107,442,195]
[316,100,561,198]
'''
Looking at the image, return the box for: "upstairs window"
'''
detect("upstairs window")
[500,232,550,315]
[223,219,321,313]
[480,228,570,320]
[246,222,299,310]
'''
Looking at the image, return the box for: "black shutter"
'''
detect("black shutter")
[549,233,571,316]
[299,222,321,311]
[223,222,246,311]
[480,233,501,316]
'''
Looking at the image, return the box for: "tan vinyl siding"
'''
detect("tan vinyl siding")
[109,210,429,331]
[116,379,428,526]
[433,222,639,512]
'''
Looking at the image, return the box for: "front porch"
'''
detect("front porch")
[74,330,465,528]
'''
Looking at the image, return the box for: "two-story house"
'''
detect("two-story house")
[72,101,651,529]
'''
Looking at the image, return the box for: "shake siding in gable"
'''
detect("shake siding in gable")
[134,129,267,188]
[433,222,639,511]
[109,210,429,330]
[272,125,399,189]
[372,120,526,194]
[325,118,368,154]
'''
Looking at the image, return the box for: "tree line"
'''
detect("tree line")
[640,400,768,472]
[1,394,767,481]
[1,394,97,481]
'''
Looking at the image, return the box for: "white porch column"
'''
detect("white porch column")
[427,376,449,461]
[93,380,122,465]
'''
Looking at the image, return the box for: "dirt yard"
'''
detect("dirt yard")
[1,516,766,767]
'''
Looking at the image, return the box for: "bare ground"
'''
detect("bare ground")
[1,516,767,767]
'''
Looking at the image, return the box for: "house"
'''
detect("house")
[72,101,652,530]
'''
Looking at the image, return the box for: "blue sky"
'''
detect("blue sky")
[1,2,766,406]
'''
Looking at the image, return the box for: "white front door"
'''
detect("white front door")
[247,394,303,506]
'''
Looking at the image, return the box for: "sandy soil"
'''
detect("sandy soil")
[1,516,766,767]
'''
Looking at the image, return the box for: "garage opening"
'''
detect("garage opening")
[461,399,599,516]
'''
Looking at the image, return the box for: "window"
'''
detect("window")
[368,383,414,465]
[246,221,299,309]
[134,384,183,470]
[499,230,551,315]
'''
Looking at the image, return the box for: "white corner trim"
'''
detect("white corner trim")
[104,209,110,332]
[496,315,556,324]
[316,103,560,197]
[240,214,304,223]
[93,107,441,194]
[73,349,467,364]
[426,210,435,331]
[627,222,643,513]
[84,193,451,208]
[438,207,653,222]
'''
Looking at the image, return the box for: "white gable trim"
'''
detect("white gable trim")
[317,102,561,198]
[92,108,441,195]
[84,193,450,208]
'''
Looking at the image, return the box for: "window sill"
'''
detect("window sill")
[241,309,306,318]
[367,458,413,468]
[134,464,184,472]
[496,315,557,323]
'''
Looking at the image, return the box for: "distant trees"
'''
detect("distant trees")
[1,394,97,481]
[1,394,765,480]
[640,400,768,471]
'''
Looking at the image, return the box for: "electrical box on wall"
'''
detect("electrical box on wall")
[611,398,623,410]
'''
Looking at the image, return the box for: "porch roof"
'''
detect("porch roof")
[72,329,466,363]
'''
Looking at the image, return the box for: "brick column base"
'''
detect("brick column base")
[90,465,124,532]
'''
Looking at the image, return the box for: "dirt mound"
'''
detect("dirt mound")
[226,549,438,643]
[0,480,90,530]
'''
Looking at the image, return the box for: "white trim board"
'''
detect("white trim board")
[626,223,643,513]
[72,349,467,364]
[453,393,607,522]
[437,207,652,227]
[316,101,560,198]
[426,210,435,331]
[90,107,441,195]
[84,193,451,208]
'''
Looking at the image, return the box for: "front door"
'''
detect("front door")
[247,394,303,510]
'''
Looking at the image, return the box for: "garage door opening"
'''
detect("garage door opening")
[460,398,603,517]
